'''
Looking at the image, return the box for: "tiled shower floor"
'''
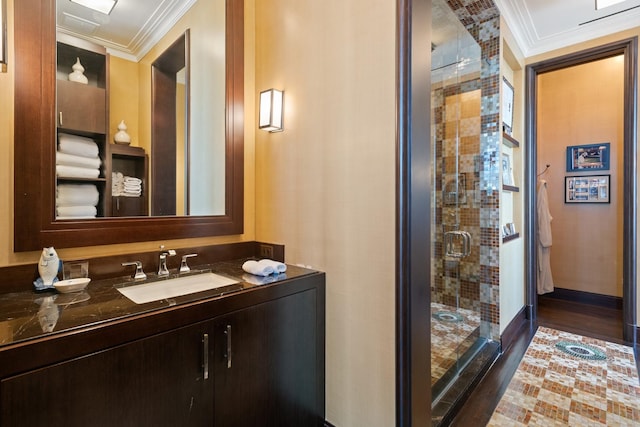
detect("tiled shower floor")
[431,302,481,386]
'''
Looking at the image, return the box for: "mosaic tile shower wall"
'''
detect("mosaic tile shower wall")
[432,86,482,314]
[432,0,501,341]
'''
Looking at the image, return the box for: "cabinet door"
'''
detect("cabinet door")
[213,289,321,427]
[57,79,106,134]
[1,320,214,427]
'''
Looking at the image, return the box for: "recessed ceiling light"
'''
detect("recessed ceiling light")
[69,0,117,15]
[595,0,626,10]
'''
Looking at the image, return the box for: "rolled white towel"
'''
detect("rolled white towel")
[56,184,99,206]
[258,259,287,273]
[56,164,100,179]
[56,205,97,217]
[242,260,274,277]
[242,273,278,286]
[58,133,100,158]
[57,151,102,169]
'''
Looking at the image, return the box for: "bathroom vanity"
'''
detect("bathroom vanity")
[0,261,325,426]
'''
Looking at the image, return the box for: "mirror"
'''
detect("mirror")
[14,0,244,251]
[55,1,225,217]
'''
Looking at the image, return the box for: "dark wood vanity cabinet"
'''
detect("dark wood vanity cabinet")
[1,320,214,426]
[213,289,321,426]
[0,274,325,427]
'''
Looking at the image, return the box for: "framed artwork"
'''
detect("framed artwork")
[565,175,610,204]
[502,77,514,134]
[502,153,514,186]
[566,143,610,172]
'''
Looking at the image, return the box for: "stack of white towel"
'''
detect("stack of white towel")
[56,184,99,219]
[56,133,101,179]
[112,172,142,197]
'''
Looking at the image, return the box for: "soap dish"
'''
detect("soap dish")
[54,278,91,293]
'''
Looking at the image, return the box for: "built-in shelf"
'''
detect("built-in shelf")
[502,132,520,148]
[502,232,520,243]
[502,184,519,192]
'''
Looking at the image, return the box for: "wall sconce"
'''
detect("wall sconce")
[259,89,284,132]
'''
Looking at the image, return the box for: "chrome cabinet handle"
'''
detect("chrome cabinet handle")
[203,333,209,380]
[59,111,63,127]
[224,324,232,369]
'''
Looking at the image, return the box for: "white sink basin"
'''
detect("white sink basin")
[117,272,240,304]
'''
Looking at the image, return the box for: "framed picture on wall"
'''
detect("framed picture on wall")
[502,77,514,134]
[502,153,514,186]
[565,175,610,204]
[566,142,610,172]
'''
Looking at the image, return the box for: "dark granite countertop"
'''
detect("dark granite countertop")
[0,259,317,348]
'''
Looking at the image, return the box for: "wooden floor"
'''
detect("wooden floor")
[449,295,627,427]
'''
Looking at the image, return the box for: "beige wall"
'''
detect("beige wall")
[537,56,624,297]
[254,1,396,425]
[499,18,526,333]
[109,56,140,145]
[0,0,256,267]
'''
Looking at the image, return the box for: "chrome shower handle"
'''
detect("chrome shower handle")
[444,230,472,259]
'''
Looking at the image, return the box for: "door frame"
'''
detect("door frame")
[396,0,432,425]
[524,37,638,343]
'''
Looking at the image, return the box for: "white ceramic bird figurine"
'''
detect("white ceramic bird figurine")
[38,247,60,289]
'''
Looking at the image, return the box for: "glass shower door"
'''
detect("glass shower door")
[430,0,484,412]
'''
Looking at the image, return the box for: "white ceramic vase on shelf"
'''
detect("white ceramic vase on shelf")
[114,120,132,145]
[68,57,88,84]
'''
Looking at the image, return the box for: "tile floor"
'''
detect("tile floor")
[487,326,640,426]
[431,302,481,385]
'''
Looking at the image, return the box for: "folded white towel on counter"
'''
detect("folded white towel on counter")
[56,164,100,179]
[56,151,102,169]
[242,259,287,277]
[242,273,281,286]
[56,205,97,217]
[56,184,99,206]
[124,177,142,184]
[242,260,274,276]
[257,259,287,273]
[56,215,97,220]
[58,133,100,158]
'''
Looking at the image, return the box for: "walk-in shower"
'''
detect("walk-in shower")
[430,0,500,423]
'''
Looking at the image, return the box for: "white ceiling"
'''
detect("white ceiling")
[58,0,640,61]
[495,0,640,57]
[57,0,196,61]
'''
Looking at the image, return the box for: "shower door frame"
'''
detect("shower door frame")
[524,37,638,344]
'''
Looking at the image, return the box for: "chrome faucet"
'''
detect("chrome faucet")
[180,254,198,273]
[158,246,176,276]
[122,261,147,280]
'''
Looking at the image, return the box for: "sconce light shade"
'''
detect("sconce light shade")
[259,89,284,132]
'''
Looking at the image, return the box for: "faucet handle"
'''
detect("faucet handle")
[180,254,198,273]
[122,261,147,280]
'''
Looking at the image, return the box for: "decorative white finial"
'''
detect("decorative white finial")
[114,119,132,145]
[68,57,89,84]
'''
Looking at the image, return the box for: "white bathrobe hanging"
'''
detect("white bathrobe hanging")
[537,180,554,294]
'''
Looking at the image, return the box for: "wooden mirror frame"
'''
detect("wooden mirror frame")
[14,0,244,252]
